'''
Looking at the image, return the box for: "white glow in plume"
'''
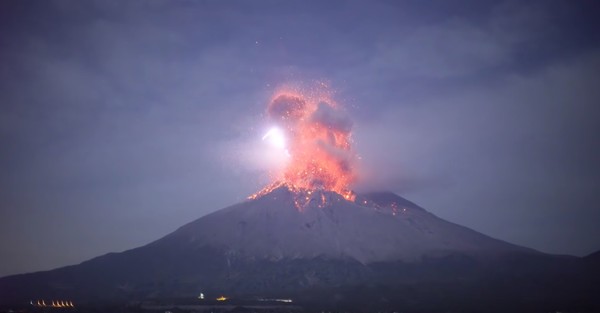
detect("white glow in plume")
[262,127,286,150]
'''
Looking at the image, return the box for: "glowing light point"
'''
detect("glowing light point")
[262,127,286,149]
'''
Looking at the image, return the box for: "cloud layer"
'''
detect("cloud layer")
[0,0,599,276]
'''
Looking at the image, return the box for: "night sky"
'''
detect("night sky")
[1,0,600,277]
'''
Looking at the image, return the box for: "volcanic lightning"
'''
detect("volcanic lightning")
[250,84,356,202]
[262,127,287,150]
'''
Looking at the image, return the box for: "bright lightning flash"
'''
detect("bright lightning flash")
[262,127,286,150]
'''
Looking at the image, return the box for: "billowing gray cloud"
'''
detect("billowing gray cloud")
[311,101,353,133]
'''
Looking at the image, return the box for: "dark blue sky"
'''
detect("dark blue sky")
[1,0,599,277]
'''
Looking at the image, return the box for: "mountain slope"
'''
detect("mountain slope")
[158,186,534,264]
[1,186,597,312]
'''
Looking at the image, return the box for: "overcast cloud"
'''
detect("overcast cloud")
[1,0,599,276]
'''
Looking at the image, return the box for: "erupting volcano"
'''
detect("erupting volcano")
[1,85,599,312]
[252,85,356,202]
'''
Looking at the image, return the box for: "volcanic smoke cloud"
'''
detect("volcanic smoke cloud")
[264,88,356,198]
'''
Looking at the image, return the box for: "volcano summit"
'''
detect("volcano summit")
[172,184,533,264]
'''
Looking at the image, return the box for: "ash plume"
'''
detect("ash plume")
[265,89,356,195]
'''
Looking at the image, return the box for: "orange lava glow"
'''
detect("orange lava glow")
[251,84,357,201]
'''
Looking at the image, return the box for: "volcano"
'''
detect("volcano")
[2,184,599,312]
[166,185,533,263]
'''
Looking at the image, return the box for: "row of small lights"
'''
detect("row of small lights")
[31,300,74,308]
[198,293,292,303]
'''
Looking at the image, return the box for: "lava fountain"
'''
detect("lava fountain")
[251,84,357,202]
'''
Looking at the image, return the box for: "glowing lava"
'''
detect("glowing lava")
[251,84,356,202]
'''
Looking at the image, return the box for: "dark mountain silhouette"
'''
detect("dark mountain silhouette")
[1,185,599,312]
